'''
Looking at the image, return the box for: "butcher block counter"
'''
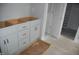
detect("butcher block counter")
[0,16,38,29]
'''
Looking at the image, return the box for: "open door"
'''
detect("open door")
[46,3,67,39]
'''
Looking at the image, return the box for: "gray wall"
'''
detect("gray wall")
[0,3,31,21]
[67,4,79,30]
[63,4,79,30]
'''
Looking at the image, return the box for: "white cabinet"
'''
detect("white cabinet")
[0,25,19,54]
[17,22,30,51]
[2,32,18,54]
[17,20,41,51]
[30,20,41,43]
[0,19,41,55]
[18,30,29,51]
[17,22,29,31]
[0,36,8,54]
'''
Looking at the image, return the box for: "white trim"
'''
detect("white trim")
[59,3,67,38]
[41,33,57,41]
[74,27,79,43]
[41,3,48,40]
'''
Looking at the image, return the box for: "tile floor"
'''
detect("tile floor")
[42,35,79,55]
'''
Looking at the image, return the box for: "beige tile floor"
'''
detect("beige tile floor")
[42,35,79,55]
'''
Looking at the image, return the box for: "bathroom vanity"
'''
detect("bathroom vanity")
[0,16,41,55]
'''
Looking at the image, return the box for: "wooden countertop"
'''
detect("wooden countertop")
[0,16,38,29]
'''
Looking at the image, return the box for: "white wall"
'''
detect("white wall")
[30,3,46,37]
[30,3,45,18]
[46,3,67,39]
[0,3,31,21]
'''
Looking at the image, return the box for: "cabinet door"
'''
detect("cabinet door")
[0,25,18,54]
[0,37,8,55]
[30,20,41,43]
[18,30,29,50]
[3,32,18,55]
[17,22,29,31]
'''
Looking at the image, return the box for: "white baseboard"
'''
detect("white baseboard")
[41,33,57,41]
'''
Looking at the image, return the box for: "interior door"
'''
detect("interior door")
[46,3,67,39]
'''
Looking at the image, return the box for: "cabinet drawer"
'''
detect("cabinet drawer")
[18,30,29,50]
[30,19,41,28]
[0,25,17,36]
[18,30,29,40]
[17,22,29,31]
[30,25,40,42]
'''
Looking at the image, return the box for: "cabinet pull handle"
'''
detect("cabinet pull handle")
[6,39,9,44]
[4,40,6,44]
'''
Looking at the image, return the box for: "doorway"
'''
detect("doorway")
[61,3,79,40]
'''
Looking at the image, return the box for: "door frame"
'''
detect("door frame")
[41,3,48,40]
